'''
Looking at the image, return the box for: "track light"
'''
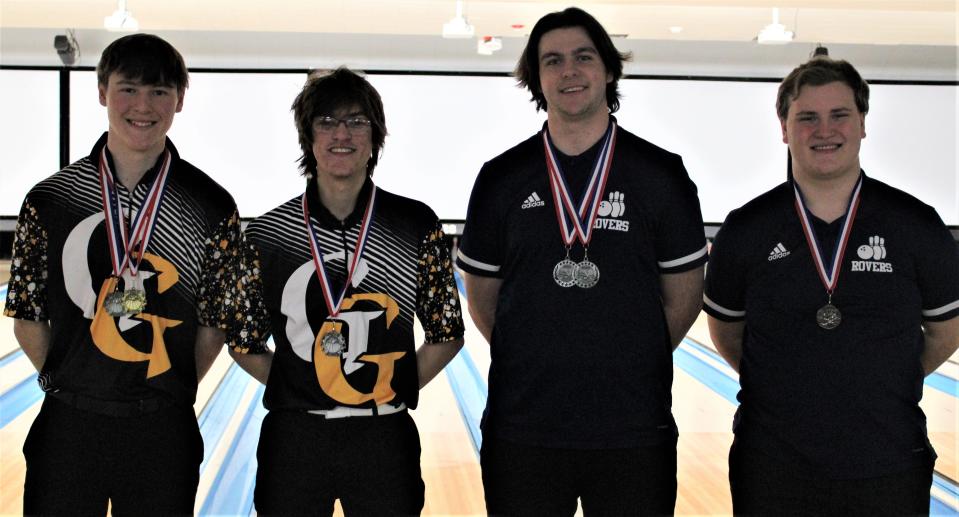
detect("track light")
[104,0,139,32]
[443,0,475,39]
[54,30,79,66]
[757,8,794,45]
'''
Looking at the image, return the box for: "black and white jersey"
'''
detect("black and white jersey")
[4,133,241,405]
[704,173,959,479]
[233,178,464,413]
[457,121,708,449]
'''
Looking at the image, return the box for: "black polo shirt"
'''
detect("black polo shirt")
[233,177,464,413]
[457,121,708,449]
[704,174,959,478]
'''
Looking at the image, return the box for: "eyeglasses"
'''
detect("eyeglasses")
[313,116,373,134]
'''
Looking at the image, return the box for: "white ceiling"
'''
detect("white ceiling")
[2,1,957,79]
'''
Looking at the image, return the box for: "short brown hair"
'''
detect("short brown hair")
[777,57,869,120]
[96,34,188,91]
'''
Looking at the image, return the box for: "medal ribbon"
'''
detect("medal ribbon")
[302,186,377,319]
[542,121,617,247]
[793,175,863,294]
[97,146,172,279]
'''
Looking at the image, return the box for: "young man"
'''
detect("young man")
[229,68,465,516]
[456,8,707,515]
[704,57,959,514]
[4,34,241,515]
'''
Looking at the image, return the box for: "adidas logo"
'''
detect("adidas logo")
[768,243,790,261]
[521,192,545,209]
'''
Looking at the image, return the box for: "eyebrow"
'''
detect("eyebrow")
[796,107,854,116]
[115,79,174,88]
[540,46,599,62]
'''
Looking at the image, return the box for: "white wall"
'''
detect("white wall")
[0,70,61,216]
[2,69,956,224]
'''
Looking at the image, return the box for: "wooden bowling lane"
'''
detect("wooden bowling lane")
[412,319,486,515]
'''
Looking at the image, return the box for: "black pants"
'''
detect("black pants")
[729,440,933,516]
[23,394,203,516]
[481,436,677,516]
[254,410,424,516]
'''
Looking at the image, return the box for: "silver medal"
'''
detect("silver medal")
[553,259,577,288]
[104,291,127,317]
[816,303,841,330]
[574,259,600,289]
[321,330,347,356]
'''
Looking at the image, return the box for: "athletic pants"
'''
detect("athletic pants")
[729,439,933,516]
[254,410,424,516]
[23,394,202,516]
[481,435,677,516]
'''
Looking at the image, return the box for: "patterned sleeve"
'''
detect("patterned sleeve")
[4,199,49,321]
[416,222,465,343]
[195,210,242,330]
[228,230,271,354]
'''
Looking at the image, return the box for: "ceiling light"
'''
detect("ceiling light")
[477,36,502,56]
[104,0,139,32]
[443,0,474,39]
[669,26,683,34]
[757,8,793,45]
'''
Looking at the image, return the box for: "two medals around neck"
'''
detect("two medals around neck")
[543,121,617,290]
[98,147,172,317]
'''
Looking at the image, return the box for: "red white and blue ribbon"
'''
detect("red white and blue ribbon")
[793,174,863,294]
[97,146,172,279]
[542,121,617,248]
[302,187,377,319]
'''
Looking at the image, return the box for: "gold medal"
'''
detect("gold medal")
[122,289,147,315]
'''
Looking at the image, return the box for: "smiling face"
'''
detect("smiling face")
[311,104,373,185]
[782,81,866,185]
[99,72,183,160]
[537,26,613,125]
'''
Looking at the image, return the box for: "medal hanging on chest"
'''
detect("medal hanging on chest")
[98,147,172,317]
[793,175,863,330]
[302,186,377,356]
[543,121,617,289]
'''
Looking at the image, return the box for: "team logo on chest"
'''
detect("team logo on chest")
[63,212,182,379]
[852,235,893,273]
[593,191,629,232]
[283,247,405,406]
